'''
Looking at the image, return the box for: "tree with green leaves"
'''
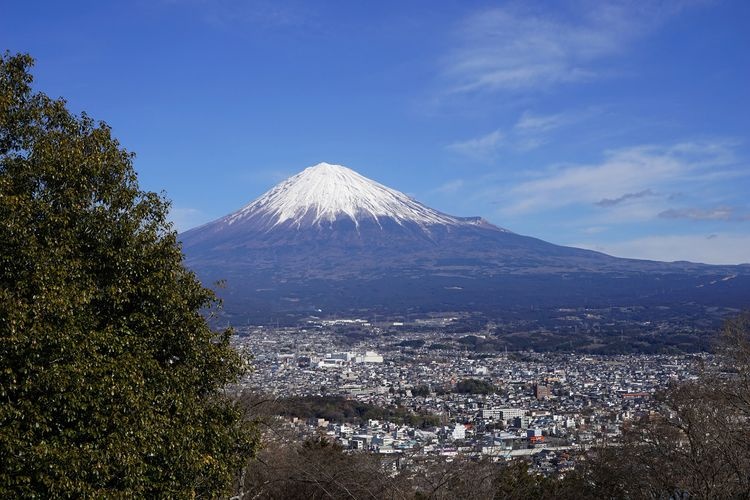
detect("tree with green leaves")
[0,52,258,497]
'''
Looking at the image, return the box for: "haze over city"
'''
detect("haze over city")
[3,0,749,264]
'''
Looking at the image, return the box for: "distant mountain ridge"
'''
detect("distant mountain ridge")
[180,162,750,321]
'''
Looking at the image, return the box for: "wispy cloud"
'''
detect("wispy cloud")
[515,111,574,132]
[595,189,657,207]
[431,179,465,195]
[441,2,701,95]
[512,108,595,150]
[447,129,504,161]
[574,233,750,265]
[499,140,739,215]
[659,206,750,222]
[448,108,595,159]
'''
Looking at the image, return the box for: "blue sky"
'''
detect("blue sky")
[3,0,749,264]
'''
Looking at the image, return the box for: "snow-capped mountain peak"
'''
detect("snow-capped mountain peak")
[225,162,462,229]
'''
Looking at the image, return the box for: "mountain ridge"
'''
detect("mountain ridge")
[179,162,750,321]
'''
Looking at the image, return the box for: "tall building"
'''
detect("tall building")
[482,408,526,423]
[452,423,466,440]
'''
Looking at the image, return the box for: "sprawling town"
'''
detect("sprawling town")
[232,315,709,476]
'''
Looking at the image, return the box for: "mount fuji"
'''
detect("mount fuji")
[180,162,749,321]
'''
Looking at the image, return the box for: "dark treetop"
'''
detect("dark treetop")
[0,52,257,497]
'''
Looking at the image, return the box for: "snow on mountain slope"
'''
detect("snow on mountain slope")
[179,162,750,321]
[223,162,466,229]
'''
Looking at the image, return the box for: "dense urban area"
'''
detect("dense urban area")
[232,312,714,477]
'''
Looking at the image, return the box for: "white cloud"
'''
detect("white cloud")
[441,2,700,94]
[431,179,465,195]
[449,108,595,159]
[512,108,595,150]
[573,233,750,265]
[447,129,504,161]
[515,111,571,132]
[659,206,750,221]
[501,141,738,214]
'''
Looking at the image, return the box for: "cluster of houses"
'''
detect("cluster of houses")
[233,321,705,475]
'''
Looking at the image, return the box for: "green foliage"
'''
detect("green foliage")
[0,52,258,497]
[411,384,430,397]
[427,342,451,350]
[276,395,440,428]
[454,378,497,395]
[397,339,425,348]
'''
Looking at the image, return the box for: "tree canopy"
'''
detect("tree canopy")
[0,52,258,497]
[453,378,497,395]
